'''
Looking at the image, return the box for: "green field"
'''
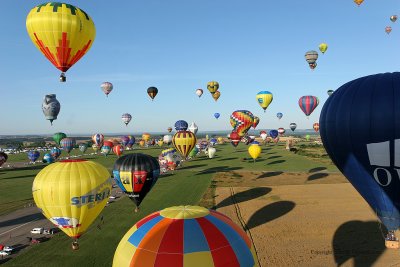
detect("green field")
[1,141,338,266]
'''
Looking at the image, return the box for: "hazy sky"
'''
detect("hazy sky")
[1,1,399,135]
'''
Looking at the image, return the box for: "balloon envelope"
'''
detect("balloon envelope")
[28,151,40,162]
[276,112,283,120]
[269,130,278,139]
[208,147,216,158]
[248,144,261,160]
[188,122,198,135]
[53,132,67,146]
[173,131,197,157]
[256,91,273,111]
[195,89,203,97]
[147,87,158,100]
[101,82,113,96]
[299,96,319,117]
[175,120,188,132]
[207,81,219,94]
[50,147,61,159]
[214,113,220,119]
[289,123,297,132]
[230,110,254,137]
[60,138,75,154]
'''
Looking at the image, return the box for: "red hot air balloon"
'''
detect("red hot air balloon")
[313,122,320,132]
[230,131,241,147]
[113,145,124,157]
[299,95,319,117]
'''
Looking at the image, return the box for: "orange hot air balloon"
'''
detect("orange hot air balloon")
[142,133,151,142]
[354,0,364,6]
[212,91,221,101]
[313,122,320,132]
[113,145,124,157]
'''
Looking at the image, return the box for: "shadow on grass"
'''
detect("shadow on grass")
[267,160,286,165]
[267,155,282,160]
[218,157,238,161]
[178,164,207,170]
[257,171,284,179]
[0,258,11,264]
[216,187,272,209]
[309,167,327,173]
[159,173,175,179]
[195,166,243,175]
[333,220,385,267]
[265,152,277,155]
[0,213,44,228]
[2,165,44,172]
[307,173,329,181]
[247,201,295,229]
[2,175,35,180]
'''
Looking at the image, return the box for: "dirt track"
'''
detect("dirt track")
[215,172,400,267]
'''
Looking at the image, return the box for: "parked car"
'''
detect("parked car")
[30,227,44,234]
[0,251,10,256]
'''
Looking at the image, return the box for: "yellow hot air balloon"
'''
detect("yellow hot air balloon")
[139,140,145,147]
[207,81,219,94]
[26,2,96,82]
[172,131,197,158]
[354,0,364,6]
[248,144,262,162]
[212,91,221,101]
[217,137,224,144]
[256,91,273,112]
[158,140,164,147]
[142,133,151,142]
[319,43,328,54]
[32,159,111,249]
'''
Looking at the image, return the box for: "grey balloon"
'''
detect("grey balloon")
[42,94,60,125]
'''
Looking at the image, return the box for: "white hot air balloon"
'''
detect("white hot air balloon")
[163,135,173,145]
[260,132,267,141]
[188,122,198,135]
[208,147,216,159]
[195,89,203,98]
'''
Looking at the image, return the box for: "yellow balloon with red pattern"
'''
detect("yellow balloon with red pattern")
[26,2,96,79]
[172,131,197,157]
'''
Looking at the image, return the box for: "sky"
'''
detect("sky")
[0,0,399,135]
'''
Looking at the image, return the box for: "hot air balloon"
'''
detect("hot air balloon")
[327,89,334,96]
[320,72,400,245]
[313,122,320,132]
[230,110,254,137]
[101,144,112,157]
[354,0,364,6]
[189,146,199,158]
[50,147,61,160]
[101,82,113,97]
[163,135,173,145]
[28,150,40,163]
[252,116,260,129]
[53,132,67,146]
[43,153,55,164]
[385,26,392,34]
[208,147,216,158]
[113,145,124,157]
[42,94,60,125]
[0,152,8,167]
[217,137,224,144]
[139,140,145,147]
[127,136,136,149]
[147,87,158,100]
[256,91,273,112]
[60,138,76,155]
[289,123,297,132]
[390,15,398,22]
[167,127,173,133]
[214,113,220,119]
[26,3,96,82]
[209,138,218,146]
[175,120,188,132]
[278,128,285,136]
[230,131,241,147]
[112,205,256,267]
[188,122,198,135]
[299,95,319,117]
[120,136,130,147]
[269,130,278,139]
[113,153,160,211]
[79,143,88,154]
[161,148,176,157]
[212,91,221,101]
[121,113,132,126]
[248,144,262,162]
[92,144,99,153]
[195,88,203,98]
[157,140,164,147]
[305,50,319,70]
[33,160,111,249]
[142,133,151,142]
[305,134,310,141]
[92,134,104,148]
[260,131,268,141]
[207,81,219,94]
[173,131,197,158]
[277,112,283,120]
[319,43,328,54]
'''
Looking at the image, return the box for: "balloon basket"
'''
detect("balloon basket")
[72,241,79,250]
[385,239,399,249]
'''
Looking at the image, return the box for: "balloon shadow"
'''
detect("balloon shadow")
[195,166,243,175]
[0,213,44,228]
[257,171,284,179]
[218,157,238,161]
[178,164,207,170]
[307,173,329,181]
[267,160,286,165]
[216,187,272,209]
[2,175,36,180]
[267,155,282,160]
[309,167,327,173]
[265,152,277,155]
[3,165,44,172]
[333,220,386,267]
[247,201,295,229]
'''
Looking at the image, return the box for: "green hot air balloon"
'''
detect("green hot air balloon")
[53,132,67,146]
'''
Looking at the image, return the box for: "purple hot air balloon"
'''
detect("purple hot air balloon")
[299,95,319,117]
[121,136,130,147]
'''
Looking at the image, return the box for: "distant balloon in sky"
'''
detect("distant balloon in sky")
[290,123,297,132]
[195,88,203,98]
[147,87,158,100]
[188,122,198,135]
[354,0,364,6]
[305,50,319,70]
[230,110,254,137]
[277,112,283,120]
[121,113,132,126]
[299,96,319,117]
[26,2,96,82]
[175,120,188,132]
[256,91,273,112]
[214,113,220,119]
[385,26,392,34]
[101,82,113,97]
[42,94,60,125]
[252,116,260,129]
[313,122,320,132]
[207,81,219,94]
[390,15,398,22]
[167,127,172,133]
[319,43,328,54]
[327,89,334,96]
[212,91,221,101]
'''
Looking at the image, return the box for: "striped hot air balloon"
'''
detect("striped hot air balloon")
[112,205,257,267]
[60,138,76,155]
[121,113,132,126]
[313,122,320,132]
[92,134,104,147]
[172,131,197,158]
[298,96,319,117]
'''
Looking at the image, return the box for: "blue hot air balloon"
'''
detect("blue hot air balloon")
[121,136,130,147]
[320,72,400,243]
[43,153,55,164]
[50,147,61,160]
[214,113,220,119]
[27,150,40,163]
[174,120,188,132]
[269,130,279,139]
[276,112,283,120]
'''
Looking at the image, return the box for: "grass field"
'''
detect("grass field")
[1,140,339,266]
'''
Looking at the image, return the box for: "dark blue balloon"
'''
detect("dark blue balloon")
[128,136,136,146]
[27,150,40,162]
[175,120,188,132]
[269,130,278,139]
[320,72,400,231]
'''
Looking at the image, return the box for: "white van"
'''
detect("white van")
[30,228,44,234]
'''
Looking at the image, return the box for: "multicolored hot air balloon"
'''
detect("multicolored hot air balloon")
[112,206,257,267]
[147,87,158,100]
[28,150,40,163]
[50,147,61,160]
[214,113,220,119]
[120,136,130,147]
[195,89,203,98]
[175,120,188,132]
[33,160,111,249]
[319,43,328,54]
[305,50,318,70]
[313,122,320,132]
[207,81,219,94]
[299,96,319,117]
[320,72,400,244]
[53,132,67,146]
[354,0,364,6]
[385,26,392,34]
[230,110,254,137]
[92,134,104,148]
[248,144,262,162]
[113,153,160,211]
[0,152,8,167]
[276,112,283,120]
[188,122,198,135]
[121,113,132,126]
[173,131,197,158]
[26,2,96,82]
[42,94,61,125]
[256,91,273,112]
[230,131,241,147]
[101,82,113,97]
[252,116,260,129]
[101,142,112,157]
[60,138,76,155]
[212,91,221,101]
[390,15,398,22]
[269,130,278,139]
[113,145,124,157]
[79,143,88,154]
[43,153,55,164]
